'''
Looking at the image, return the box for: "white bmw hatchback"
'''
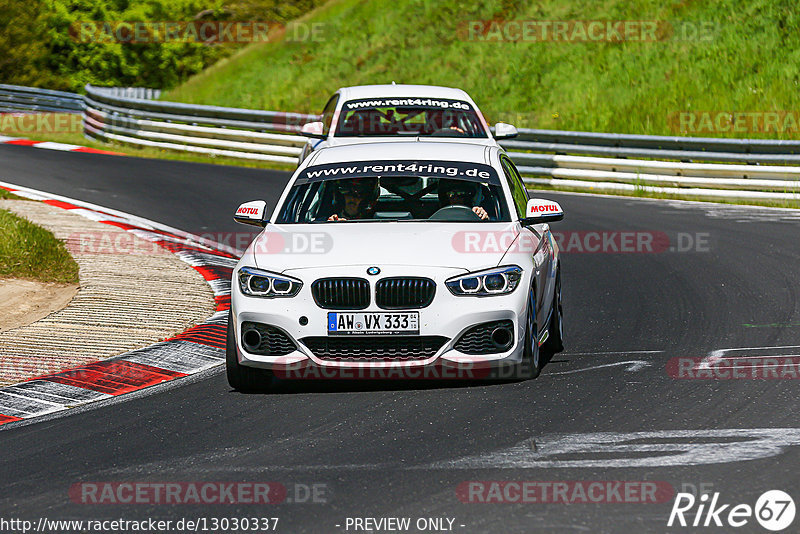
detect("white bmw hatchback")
[297,84,519,163]
[228,141,563,391]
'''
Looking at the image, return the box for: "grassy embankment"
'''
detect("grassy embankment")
[168,0,800,137]
[0,190,79,283]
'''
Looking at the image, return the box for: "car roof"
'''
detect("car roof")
[337,84,476,103]
[305,141,496,168]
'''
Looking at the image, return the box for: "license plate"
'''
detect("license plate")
[327,312,419,335]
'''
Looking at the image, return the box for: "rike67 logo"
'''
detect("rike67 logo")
[668,490,795,531]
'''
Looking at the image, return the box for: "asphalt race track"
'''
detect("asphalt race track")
[2,143,800,533]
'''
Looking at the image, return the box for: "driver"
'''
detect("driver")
[437,179,489,220]
[327,177,380,221]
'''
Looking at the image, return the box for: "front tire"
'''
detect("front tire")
[226,310,273,392]
[517,288,541,380]
[541,268,564,357]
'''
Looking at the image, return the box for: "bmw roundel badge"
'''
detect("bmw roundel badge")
[367,266,380,276]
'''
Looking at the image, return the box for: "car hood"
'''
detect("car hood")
[247,222,525,273]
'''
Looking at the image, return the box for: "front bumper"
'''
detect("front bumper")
[231,264,530,371]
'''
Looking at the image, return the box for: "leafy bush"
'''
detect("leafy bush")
[0,0,323,92]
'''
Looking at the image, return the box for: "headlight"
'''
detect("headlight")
[238,267,302,298]
[446,266,522,296]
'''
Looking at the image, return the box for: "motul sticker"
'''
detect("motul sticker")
[236,206,261,217]
[528,203,562,215]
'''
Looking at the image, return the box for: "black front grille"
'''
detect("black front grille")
[375,277,436,309]
[454,320,514,355]
[312,278,370,309]
[301,336,448,361]
[241,322,296,356]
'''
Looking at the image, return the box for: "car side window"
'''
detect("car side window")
[321,94,339,136]
[501,157,529,218]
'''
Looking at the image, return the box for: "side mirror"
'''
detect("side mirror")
[300,121,326,139]
[234,200,269,227]
[494,122,518,140]
[521,198,564,226]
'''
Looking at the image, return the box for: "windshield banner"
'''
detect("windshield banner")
[343,98,474,111]
[297,160,500,185]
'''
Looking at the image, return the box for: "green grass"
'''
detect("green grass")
[165,0,800,139]
[0,209,79,284]
[0,189,24,200]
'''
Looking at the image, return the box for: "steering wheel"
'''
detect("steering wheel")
[429,205,482,221]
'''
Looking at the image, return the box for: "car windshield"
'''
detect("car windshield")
[334,98,488,138]
[276,160,510,223]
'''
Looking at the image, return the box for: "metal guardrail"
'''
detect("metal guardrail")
[82,84,316,164]
[95,87,162,100]
[502,128,800,163]
[512,153,800,190]
[500,129,800,201]
[506,145,800,201]
[0,84,83,113]
[1,83,798,201]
